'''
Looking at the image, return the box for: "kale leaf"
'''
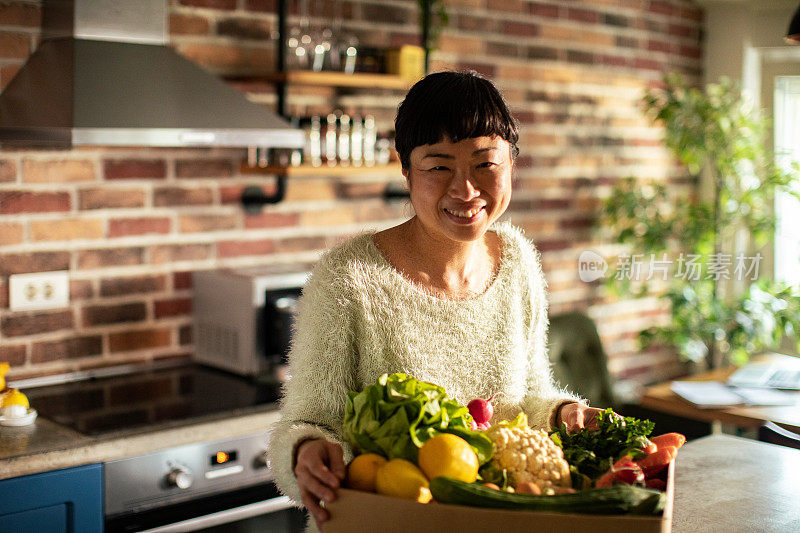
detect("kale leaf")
[550,408,655,481]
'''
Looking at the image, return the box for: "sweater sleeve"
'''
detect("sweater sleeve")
[267,257,357,506]
[518,240,583,431]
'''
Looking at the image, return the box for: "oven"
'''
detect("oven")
[104,432,307,533]
[21,362,309,533]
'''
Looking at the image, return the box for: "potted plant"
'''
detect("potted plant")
[418,0,449,73]
[601,74,800,369]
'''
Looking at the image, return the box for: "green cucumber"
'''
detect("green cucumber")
[430,477,664,516]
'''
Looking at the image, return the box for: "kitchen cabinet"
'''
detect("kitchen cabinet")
[0,463,103,533]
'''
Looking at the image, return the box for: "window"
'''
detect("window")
[774,76,800,285]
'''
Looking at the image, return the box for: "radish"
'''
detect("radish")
[467,392,503,428]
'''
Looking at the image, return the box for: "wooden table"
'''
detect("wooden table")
[674,434,800,531]
[640,361,800,434]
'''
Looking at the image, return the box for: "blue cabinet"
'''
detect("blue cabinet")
[0,463,103,533]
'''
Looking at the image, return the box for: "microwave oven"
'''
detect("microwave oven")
[192,267,309,376]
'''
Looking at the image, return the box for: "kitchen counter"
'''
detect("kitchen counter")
[673,434,800,531]
[0,406,282,480]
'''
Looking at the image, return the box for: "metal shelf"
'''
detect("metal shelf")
[239,162,402,177]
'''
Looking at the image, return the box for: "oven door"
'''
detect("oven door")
[105,481,308,533]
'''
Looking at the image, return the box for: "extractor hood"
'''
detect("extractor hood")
[0,0,304,149]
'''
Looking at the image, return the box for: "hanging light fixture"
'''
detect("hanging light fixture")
[786,3,800,44]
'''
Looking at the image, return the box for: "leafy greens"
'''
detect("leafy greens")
[342,373,494,464]
[550,408,654,481]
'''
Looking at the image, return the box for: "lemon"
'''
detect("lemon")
[346,453,388,492]
[375,458,432,503]
[0,362,9,390]
[1,388,29,409]
[417,433,479,483]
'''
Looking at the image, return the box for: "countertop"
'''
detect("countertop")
[673,434,800,532]
[0,406,282,480]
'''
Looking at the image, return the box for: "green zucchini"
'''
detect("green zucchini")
[430,477,664,516]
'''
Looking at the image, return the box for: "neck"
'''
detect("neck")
[402,217,493,289]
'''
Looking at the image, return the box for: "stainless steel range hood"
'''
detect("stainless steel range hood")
[0,0,303,149]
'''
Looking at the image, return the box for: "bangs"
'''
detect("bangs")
[395,71,519,168]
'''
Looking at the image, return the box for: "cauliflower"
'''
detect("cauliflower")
[487,425,571,491]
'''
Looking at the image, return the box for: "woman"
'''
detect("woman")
[268,71,603,528]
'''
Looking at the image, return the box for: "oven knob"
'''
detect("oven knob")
[166,466,194,489]
[254,451,269,469]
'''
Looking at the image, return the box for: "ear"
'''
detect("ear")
[402,167,410,188]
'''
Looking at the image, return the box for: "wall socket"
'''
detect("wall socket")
[9,271,70,312]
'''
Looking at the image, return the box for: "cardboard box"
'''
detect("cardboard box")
[323,461,674,533]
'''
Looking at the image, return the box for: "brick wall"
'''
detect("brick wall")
[0,0,703,388]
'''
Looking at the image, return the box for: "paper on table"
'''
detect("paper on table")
[670,381,799,408]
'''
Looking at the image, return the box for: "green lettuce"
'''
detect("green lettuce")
[342,373,494,464]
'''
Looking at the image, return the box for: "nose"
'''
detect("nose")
[448,170,480,201]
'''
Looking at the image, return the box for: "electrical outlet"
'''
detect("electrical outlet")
[9,271,70,312]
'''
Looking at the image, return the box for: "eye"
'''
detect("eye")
[477,161,497,169]
[428,166,451,172]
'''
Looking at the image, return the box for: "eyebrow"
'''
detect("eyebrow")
[421,147,498,159]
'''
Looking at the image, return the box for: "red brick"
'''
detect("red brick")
[79,187,146,210]
[528,2,559,18]
[1,310,74,337]
[22,159,95,183]
[109,328,172,352]
[361,3,412,24]
[217,239,274,258]
[100,275,167,297]
[109,217,172,237]
[648,40,673,53]
[216,18,273,40]
[30,218,104,242]
[389,32,420,47]
[69,279,94,300]
[456,14,500,33]
[567,8,599,23]
[679,44,702,59]
[679,6,703,23]
[0,344,26,366]
[0,252,70,275]
[456,62,496,78]
[77,247,145,269]
[154,187,213,206]
[246,0,277,11]
[633,57,663,71]
[173,271,193,290]
[0,3,41,26]
[274,236,327,253]
[154,298,192,318]
[31,335,103,363]
[151,243,212,263]
[0,159,16,182]
[178,214,238,233]
[0,31,30,58]
[668,23,698,39]
[241,211,296,229]
[505,21,539,37]
[649,1,677,16]
[180,0,236,9]
[0,222,24,245]
[169,13,210,35]
[175,158,234,178]
[0,191,70,213]
[487,0,524,12]
[104,159,166,180]
[82,302,147,326]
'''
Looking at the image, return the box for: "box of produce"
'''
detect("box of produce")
[321,373,680,533]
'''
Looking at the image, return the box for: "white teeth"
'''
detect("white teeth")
[446,207,482,218]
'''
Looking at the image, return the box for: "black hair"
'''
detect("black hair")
[394,70,519,170]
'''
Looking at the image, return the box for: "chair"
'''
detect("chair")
[758,421,800,450]
[548,311,616,408]
[547,311,712,439]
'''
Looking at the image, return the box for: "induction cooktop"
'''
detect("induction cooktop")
[22,363,283,436]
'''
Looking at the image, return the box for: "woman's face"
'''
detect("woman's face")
[404,135,513,243]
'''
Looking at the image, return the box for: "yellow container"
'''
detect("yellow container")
[386,46,426,83]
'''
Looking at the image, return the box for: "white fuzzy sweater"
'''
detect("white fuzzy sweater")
[267,221,580,509]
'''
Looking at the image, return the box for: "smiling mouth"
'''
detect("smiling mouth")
[443,206,485,218]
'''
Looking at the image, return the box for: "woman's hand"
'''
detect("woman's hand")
[293,439,346,524]
[557,402,605,433]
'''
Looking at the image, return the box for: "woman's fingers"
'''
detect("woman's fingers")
[324,441,347,481]
[299,486,329,523]
[297,466,337,503]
